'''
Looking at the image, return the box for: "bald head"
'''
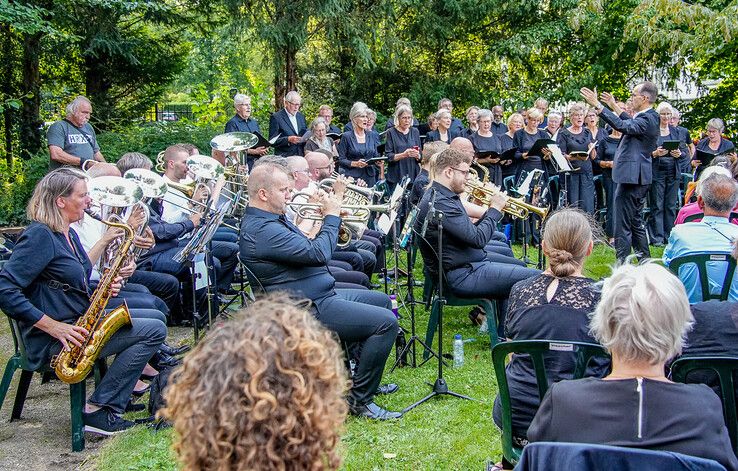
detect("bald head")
[86,162,121,178]
[305,151,333,181]
[450,137,474,159]
[248,163,288,199]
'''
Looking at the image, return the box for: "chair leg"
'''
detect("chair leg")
[0,357,21,415]
[10,370,33,421]
[70,381,86,452]
[423,299,440,360]
[94,359,108,388]
[483,301,499,348]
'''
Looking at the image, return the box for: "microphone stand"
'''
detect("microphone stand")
[403,203,474,413]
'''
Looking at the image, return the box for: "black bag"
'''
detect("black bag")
[148,365,177,418]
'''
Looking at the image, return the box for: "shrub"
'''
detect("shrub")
[0,154,48,226]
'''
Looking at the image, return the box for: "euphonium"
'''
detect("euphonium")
[465,179,549,220]
[51,218,134,384]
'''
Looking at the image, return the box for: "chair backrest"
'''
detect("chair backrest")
[491,339,610,465]
[671,355,738,456]
[237,256,267,296]
[516,441,726,471]
[668,252,736,301]
[5,316,36,371]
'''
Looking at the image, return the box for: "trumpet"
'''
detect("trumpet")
[319,176,384,202]
[465,179,548,220]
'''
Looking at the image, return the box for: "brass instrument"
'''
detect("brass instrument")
[465,179,549,220]
[469,162,490,183]
[319,176,384,202]
[155,150,166,174]
[51,217,135,384]
[123,168,168,260]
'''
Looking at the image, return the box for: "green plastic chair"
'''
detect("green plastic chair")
[670,355,738,456]
[491,340,611,466]
[668,252,736,301]
[421,266,500,360]
[0,317,106,452]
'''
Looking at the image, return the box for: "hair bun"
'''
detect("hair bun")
[549,248,574,264]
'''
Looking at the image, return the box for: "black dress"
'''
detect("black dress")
[337,130,381,186]
[648,125,686,244]
[470,131,503,186]
[499,133,517,181]
[513,128,550,180]
[595,136,621,237]
[557,127,595,213]
[385,126,421,186]
[492,274,608,439]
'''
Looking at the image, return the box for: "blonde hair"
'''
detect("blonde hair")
[507,113,524,127]
[542,208,592,277]
[590,262,693,365]
[27,168,87,233]
[163,295,348,471]
[527,108,544,123]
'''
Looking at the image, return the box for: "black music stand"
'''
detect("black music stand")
[403,206,474,413]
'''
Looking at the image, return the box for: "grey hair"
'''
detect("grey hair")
[590,262,693,365]
[548,111,563,121]
[233,93,250,105]
[700,174,738,213]
[568,103,586,116]
[117,152,152,175]
[476,109,492,121]
[349,102,369,122]
[310,116,327,132]
[655,102,672,114]
[284,91,301,104]
[366,109,376,119]
[638,82,659,103]
[65,96,91,118]
[396,97,411,107]
[434,109,451,121]
[707,118,726,133]
[394,104,413,123]
[285,155,308,173]
[695,165,732,196]
[671,108,681,119]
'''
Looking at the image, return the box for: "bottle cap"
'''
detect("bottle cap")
[454,334,462,340]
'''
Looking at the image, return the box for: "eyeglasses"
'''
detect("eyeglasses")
[295,169,310,174]
[450,167,470,177]
[288,101,302,106]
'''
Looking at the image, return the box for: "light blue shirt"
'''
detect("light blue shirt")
[663,216,738,303]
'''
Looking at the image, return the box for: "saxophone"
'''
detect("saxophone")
[51,218,135,384]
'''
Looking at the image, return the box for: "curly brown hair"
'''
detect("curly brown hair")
[162,295,349,471]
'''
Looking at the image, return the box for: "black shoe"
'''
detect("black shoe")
[150,351,180,370]
[131,384,150,398]
[125,400,146,413]
[350,402,402,420]
[83,408,136,436]
[159,342,190,357]
[376,383,399,395]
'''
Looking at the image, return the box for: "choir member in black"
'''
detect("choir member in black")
[543,111,563,208]
[471,108,503,186]
[557,104,595,213]
[500,113,524,181]
[426,110,461,145]
[595,126,621,241]
[544,111,562,141]
[491,105,508,136]
[337,102,382,187]
[585,107,608,147]
[268,91,308,156]
[437,98,465,134]
[384,97,419,130]
[463,106,479,137]
[385,104,422,191]
[410,141,448,207]
[648,103,688,246]
[693,118,736,174]
[534,98,549,129]
[513,107,551,184]
[304,117,338,157]
[318,104,342,135]
[224,93,268,169]
[670,108,695,172]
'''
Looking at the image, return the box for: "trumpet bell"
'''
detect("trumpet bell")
[88,176,144,208]
[123,169,167,199]
[210,132,258,152]
[187,155,226,180]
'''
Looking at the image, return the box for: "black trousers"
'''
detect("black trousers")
[568,173,596,214]
[648,163,680,244]
[128,269,181,320]
[601,173,615,237]
[314,289,397,408]
[614,183,651,261]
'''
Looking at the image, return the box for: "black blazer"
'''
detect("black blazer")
[268,109,307,156]
[599,108,660,185]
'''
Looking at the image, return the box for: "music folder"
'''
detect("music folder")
[661,140,681,151]
[254,131,279,148]
[695,147,735,168]
[365,155,388,164]
[475,147,517,161]
[326,132,342,140]
[528,138,557,157]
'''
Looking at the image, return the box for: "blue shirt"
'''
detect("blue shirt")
[239,206,341,301]
[663,216,738,303]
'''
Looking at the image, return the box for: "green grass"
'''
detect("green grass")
[92,242,655,470]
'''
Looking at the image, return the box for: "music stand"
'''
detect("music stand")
[404,203,474,413]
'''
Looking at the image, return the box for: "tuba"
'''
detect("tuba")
[51,217,135,384]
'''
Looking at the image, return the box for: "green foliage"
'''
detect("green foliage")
[0,153,48,226]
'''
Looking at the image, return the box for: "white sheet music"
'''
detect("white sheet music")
[547,143,573,172]
[194,253,209,290]
[517,169,544,197]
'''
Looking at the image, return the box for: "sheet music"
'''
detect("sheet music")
[194,253,209,290]
[517,169,544,197]
[547,143,573,172]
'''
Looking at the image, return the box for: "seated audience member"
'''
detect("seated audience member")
[675,163,738,225]
[492,209,609,455]
[163,296,347,471]
[527,262,738,471]
[239,162,401,420]
[664,174,738,303]
[0,168,166,435]
[410,141,448,207]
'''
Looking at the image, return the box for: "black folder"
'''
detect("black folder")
[527,138,557,157]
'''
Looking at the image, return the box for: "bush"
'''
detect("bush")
[0,154,48,226]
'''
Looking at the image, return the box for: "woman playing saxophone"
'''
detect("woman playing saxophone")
[0,168,166,436]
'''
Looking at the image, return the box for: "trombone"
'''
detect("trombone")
[464,179,549,220]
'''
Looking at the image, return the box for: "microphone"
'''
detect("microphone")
[421,188,436,238]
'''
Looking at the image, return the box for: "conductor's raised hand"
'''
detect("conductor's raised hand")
[600,92,617,109]
[580,87,601,108]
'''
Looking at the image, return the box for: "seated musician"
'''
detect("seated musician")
[163,296,347,471]
[413,148,539,320]
[527,262,738,471]
[664,173,738,303]
[158,144,239,295]
[0,168,166,435]
[239,162,401,420]
[492,209,608,463]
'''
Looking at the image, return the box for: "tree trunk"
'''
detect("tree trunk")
[273,44,298,111]
[1,24,15,167]
[20,32,43,158]
[84,53,114,131]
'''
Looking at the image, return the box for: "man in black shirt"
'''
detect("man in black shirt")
[414,148,539,315]
[239,162,401,420]
[224,93,268,168]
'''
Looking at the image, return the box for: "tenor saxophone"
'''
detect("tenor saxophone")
[51,218,135,384]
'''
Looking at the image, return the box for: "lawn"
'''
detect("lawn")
[92,243,661,470]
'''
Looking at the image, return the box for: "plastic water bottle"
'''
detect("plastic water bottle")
[453,334,464,367]
[389,294,400,318]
